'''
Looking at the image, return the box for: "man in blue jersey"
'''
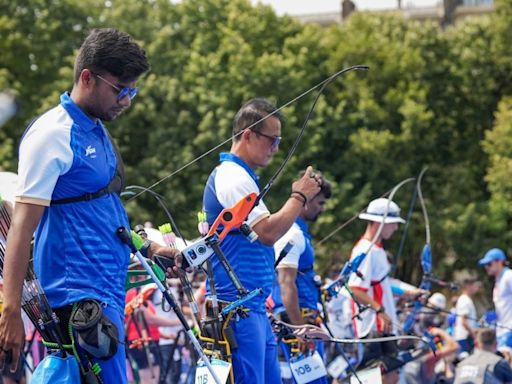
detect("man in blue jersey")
[272,170,332,384]
[0,28,180,382]
[479,248,512,356]
[203,98,321,383]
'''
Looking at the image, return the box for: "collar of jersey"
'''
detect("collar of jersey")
[219,152,260,187]
[358,236,383,249]
[295,217,311,240]
[60,92,101,132]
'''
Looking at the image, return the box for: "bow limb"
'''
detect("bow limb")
[322,178,415,300]
[128,66,369,202]
[402,167,432,333]
[269,313,432,350]
[349,177,415,285]
[257,65,369,201]
[417,167,431,247]
[416,167,432,287]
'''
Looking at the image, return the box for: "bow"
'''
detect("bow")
[127,65,368,202]
[257,65,368,201]
[268,313,434,350]
[322,177,415,303]
[402,167,432,333]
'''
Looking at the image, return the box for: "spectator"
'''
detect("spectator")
[404,327,459,384]
[454,278,481,354]
[454,328,512,383]
[479,248,512,356]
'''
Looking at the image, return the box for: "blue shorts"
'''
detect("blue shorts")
[457,337,474,353]
[231,312,281,384]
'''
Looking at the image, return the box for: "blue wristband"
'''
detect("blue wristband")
[391,285,405,296]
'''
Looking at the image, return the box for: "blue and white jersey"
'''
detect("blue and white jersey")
[16,92,130,312]
[203,152,273,313]
[493,268,512,338]
[272,217,318,312]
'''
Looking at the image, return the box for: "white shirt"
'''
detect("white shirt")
[0,172,18,204]
[326,288,355,339]
[153,289,183,346]
[348,238,397,337]
[454,293,478,340]
[493,268,512,338]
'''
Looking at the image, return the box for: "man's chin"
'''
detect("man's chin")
[261,157,274,167]
[104,112,122,122]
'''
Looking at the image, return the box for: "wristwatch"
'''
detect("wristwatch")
[375,306,385,314]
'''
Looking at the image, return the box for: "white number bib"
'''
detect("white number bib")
[327,355,349,379]
[195,358,231,384]
[290,351,327,384]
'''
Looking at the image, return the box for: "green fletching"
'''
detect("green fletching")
[197,211,207,222]
[92,363,102,375]
[131,230,144,250]
[159,223,172,234]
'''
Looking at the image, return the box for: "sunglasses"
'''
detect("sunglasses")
[253,130,281,149]
[94,73,138,101]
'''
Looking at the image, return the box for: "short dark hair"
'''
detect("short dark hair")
[74,28,150,83]
[476,328,496,347]
[298,169,332,199]
[232,98,283,141]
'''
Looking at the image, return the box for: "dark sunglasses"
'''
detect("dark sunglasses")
[253,130,281,149]
[94,73,138,101]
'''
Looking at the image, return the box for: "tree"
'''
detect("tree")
[1,0,512,286]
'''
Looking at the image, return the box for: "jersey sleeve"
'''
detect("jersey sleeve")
[275,225,305,269]
[348,243,372,291]
[16,113,73,206]
[389,278,416,296]
[214,163,270,226]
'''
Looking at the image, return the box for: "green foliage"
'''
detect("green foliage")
[1,0,512,285]
[483,97,512,237]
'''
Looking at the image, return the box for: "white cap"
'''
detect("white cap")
[358,198,405,224]
[428,292,446,310]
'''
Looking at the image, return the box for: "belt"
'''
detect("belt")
[205,299,230,317]
[204,298,251,317]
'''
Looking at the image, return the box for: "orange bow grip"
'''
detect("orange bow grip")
[207,193,257,242]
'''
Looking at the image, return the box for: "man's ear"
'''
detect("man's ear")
[241,128,252,142]
[78,69,95,89]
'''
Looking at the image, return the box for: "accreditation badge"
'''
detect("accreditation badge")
[289,350,327,384]
[195,358,231,384]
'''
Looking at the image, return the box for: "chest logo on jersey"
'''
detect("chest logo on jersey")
[85,145,97,158]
